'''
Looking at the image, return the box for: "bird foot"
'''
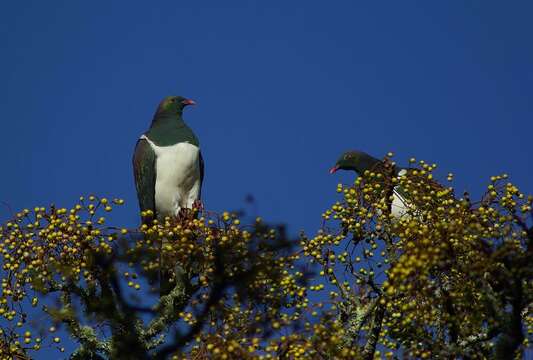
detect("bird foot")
[176,208,188,223]
[176,202,202,222]
[192,200,204,212]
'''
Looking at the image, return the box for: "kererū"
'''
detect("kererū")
[133,96,204,296]
[329,150,443,219]
[133,96,204,221]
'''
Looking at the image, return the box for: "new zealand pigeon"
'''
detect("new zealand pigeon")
[133,96,204,221]
[329,150,444,219]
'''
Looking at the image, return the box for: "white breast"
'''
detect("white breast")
[141,135,201,218]
[390,189,410,219]
[375,187,412,220]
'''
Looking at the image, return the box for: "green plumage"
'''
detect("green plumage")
[145,115,200,147]
[132,138,156,216]
[332,150,399,176]
[132,96,203,221]
[331,150,448,210]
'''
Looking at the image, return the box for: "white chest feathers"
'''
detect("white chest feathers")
[141,135,201,218]
[390,188,411,219]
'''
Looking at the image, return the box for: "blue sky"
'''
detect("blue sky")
[1,1,532,356]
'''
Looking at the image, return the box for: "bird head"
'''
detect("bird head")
[330,150,374,175]
[157,96,196,116]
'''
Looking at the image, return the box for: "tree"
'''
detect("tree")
[0,155,531,359]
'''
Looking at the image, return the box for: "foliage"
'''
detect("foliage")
[0,155,531,359]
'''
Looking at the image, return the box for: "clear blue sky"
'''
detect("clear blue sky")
[1,1,532,356]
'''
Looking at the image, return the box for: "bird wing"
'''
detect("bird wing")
[133,137,157,219]
[199,151,205,198]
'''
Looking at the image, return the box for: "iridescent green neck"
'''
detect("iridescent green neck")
[146,113,199,147]
[150,110,183,127]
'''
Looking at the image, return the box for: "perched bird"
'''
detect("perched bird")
[133,96,204,295]
[329,150,439,219]
[133,96,204,221]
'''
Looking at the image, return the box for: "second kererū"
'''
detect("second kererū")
[329,150,445,219]
[133,96,204,221]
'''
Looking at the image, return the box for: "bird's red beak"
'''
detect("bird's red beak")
[182,99,196,106]
[329,165,339,174]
